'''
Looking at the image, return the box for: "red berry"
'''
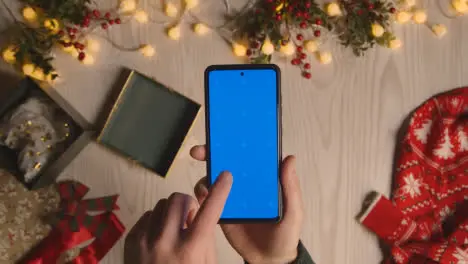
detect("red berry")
[314,30,321,37]
[300,53,307,59]
[297,46,303,52]
[253,42,260,49]
[304,13,310,19]
[296,34,304,41]
[303,72,312,79]
[105,12,111,19]
[390,7,396,13]
[74,42,81,49]
[368,3,374,10]
[58,30,64,36]
[288,5,294,12]
[101,23,108,29]
[315,19,323,25]
[291,59,300,65]
[72,28,78,34]
[66,27,73,34]
[266,0,273,3]
[296,12,302,17]
[93,10,101,18]
[246,49,252,56]
[304,63,311,69]
[63,42,72,47]
[115,18,122,24]
[83,17,90,24]
[276,14,282,21]
[357,9,364,15]
[78,52,86,61]
[109,19,115,25]
[300,22,307,29]
[70,35,76,40]
[305,2,311,8]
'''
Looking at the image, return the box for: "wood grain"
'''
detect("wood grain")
[1,0,468,263]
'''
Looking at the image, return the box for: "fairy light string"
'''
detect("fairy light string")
[1,0,466,80]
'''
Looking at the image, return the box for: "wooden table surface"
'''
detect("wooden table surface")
[1,0,468,263]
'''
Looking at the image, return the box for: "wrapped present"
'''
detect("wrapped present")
[0,170,124,263]
[0,169,59,262]
[0,78,93,189]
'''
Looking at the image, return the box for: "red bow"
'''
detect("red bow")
[21,181,125,264]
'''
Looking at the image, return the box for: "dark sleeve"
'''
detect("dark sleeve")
[244,241,315,264]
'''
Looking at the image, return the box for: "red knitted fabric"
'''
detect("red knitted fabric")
[359,88,468,263]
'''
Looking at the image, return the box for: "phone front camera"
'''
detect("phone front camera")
[240,72,244,76]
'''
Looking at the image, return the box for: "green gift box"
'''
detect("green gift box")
[97,70,201,177]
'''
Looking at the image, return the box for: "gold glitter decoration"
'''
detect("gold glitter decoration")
[36,152,41,156]
[33,163,42,170]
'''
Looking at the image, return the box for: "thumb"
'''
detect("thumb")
[280,156,303,224]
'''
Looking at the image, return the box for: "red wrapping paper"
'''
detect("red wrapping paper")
[21,181,125,264]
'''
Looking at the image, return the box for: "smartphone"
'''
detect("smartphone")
[204,64,282,222]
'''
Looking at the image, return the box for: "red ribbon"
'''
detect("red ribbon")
[21,181,125,264]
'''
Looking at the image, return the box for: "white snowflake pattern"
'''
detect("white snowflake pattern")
[402,173,423,198]
[394,252,405,263]
[434,128,455,160]
[414,119,432,144]
[454,247,468,263]
[439,206,452,221]
[451,98,461,107]
[458,127,468,152]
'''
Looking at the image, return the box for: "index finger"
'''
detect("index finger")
[189,171,232,239]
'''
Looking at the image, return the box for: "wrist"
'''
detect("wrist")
[248,248,298,264]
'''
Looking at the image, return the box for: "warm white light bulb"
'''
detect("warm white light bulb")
[232,43,247,57]
[22,63,35,76]
[388,38,402,50]
[22,7,37,22]
[167,26,181,40]
[134,10,149,23]
[82,54,95,65]
[2,46,16,64]
[326,2,342,16]
[280,42,295,56]
[395,11,411,24]
[261,38,275,55]
[193,23,210,35]
[318,51,332,64]
[140,44,155,57]
[371,23,385,38]
[304,40,318,53]
[185,0,198,9]
[87,39,100,52]
[119,0,137,13]
[412,10,427,24]
[165,3,178,17]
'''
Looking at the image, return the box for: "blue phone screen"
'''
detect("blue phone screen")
[207,68,279,220]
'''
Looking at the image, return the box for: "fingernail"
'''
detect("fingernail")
[218,171,233,185]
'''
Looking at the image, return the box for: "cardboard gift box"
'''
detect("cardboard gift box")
[0,78,93,189]
[97,70,201,177]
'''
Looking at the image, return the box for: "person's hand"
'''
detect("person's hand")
[190,145,304,264]
[124,171,233,264]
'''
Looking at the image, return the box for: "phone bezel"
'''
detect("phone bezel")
[204,64,283,223]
